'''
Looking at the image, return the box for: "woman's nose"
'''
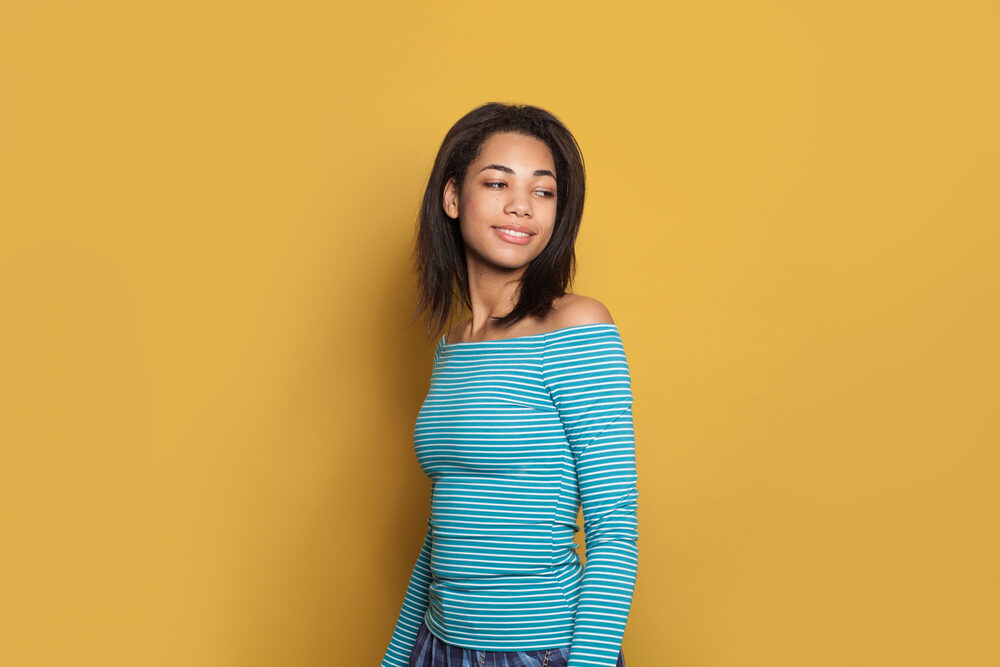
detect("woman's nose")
[504,193,531,217]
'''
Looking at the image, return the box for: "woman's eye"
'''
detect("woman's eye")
[484,181,553,198]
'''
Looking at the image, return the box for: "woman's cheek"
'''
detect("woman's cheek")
[461,197,492,224]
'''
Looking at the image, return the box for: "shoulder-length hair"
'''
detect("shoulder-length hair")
[409,102,587,340]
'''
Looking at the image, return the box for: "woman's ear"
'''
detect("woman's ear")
[442,178,459,219]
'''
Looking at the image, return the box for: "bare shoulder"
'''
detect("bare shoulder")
[551,294,616,328]
[444,295,615,344]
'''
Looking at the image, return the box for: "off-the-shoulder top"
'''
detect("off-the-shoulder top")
[381,323,638,667]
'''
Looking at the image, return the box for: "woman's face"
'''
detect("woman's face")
[443,131,558,271]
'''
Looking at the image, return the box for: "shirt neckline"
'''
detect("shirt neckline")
[440,322,618,348]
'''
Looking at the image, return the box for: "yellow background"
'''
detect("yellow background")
[1,1,997,665]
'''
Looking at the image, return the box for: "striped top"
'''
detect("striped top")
[381,323,639,667]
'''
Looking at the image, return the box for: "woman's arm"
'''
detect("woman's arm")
[380,518,433,667]
[542,323,639,667]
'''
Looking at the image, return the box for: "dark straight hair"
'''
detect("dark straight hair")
[409,102,587,341]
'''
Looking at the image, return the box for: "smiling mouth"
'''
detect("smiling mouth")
[490,227,535,245]
[491,226,535,238]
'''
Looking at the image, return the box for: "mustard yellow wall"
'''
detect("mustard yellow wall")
[1,1,996,665]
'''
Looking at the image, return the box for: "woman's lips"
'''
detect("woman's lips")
[491,226,534,245]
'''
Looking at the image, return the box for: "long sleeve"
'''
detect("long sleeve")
[542,325,639,667]
[380,518,433,667]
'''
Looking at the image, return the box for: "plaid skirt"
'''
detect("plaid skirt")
[408,621,626,667]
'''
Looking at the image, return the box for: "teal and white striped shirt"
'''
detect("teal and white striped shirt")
[381,323,639,667]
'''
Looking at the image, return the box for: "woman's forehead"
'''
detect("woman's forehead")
[473,132,556,173]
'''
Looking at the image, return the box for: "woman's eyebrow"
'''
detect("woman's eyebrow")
[478,163,556,179]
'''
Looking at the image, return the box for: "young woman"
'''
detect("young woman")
[381,103,638,667]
